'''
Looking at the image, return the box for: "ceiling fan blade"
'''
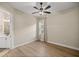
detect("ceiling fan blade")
[34,6,39,10]
[45,5,51,10]
[32,11,39,14]
[44,11,51,14]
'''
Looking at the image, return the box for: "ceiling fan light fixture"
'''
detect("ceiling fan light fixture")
[39,12,43,15]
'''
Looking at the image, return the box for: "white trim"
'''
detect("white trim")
[47,40,79,51]
[14,39,37,49]
[9,15,15,49]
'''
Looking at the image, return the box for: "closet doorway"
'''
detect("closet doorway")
[36,16,48,42]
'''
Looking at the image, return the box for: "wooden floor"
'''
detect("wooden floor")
[0,49,5,52]
[3,41,79,57]
[0,48,9,56]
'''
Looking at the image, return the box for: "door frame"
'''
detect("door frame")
[0,8,15,49]
[9,14,15,49]
[36,16,48,42]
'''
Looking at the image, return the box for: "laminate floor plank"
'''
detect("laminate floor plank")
[3,41,79,57]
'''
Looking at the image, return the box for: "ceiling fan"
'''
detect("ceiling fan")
[32,2,51,15]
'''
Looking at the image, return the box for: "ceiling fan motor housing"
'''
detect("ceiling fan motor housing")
[40,8,43,10]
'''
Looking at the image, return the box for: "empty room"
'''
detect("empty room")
[0,2,79,57]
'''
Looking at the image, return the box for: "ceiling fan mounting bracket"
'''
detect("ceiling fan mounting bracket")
[40,2,43,5]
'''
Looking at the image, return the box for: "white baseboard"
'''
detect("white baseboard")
[47,40,79,51]
[14,39,37,49]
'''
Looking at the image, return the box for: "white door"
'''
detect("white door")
[0,9,13,48]
[0,37,8,48]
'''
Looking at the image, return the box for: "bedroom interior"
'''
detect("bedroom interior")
[0,2,79,57]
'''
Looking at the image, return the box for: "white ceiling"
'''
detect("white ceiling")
[8,2,79,16]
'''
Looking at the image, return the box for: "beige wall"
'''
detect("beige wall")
[0,3,36,48]
[47,7,79,49]
[14,9,36,47]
